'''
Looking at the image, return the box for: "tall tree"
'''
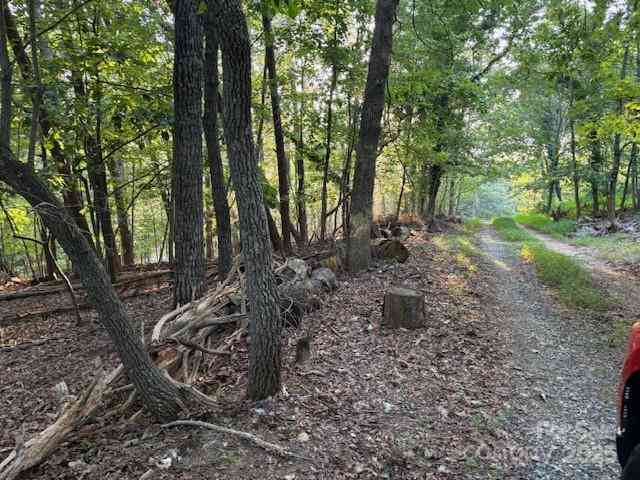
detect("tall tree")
[204,12,233,276]
[172,0,206,306]
[208,0,282,399]
[347,0,398,272]
[262,4,294,253]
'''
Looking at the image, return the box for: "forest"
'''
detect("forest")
[1,0,640,479]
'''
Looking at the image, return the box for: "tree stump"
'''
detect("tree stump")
[382,287,425,329]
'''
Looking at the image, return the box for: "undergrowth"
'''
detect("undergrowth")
[492,217,607,310]
[514,213,576,238]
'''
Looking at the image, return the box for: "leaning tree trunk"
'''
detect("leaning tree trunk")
[3,4,94,251]
[204,17,233,276]
[209,0,282,400]
[0,148,183,420]
[347,0,399,272]
[172,0,206,306]
[262,9,293,254]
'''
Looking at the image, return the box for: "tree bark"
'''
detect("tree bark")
[347,0,398,272]
[262,9,293,254]
[203,17,233,276]
[172,0,206,306]
[208,0,282,400]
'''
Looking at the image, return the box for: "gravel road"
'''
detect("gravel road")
[479,227,621,479]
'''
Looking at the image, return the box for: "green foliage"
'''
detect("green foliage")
[514,213,576,238]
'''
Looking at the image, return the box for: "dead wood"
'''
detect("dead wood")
[162,420,309,460]
[0,361,119,480]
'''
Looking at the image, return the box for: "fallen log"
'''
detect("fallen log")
[0,286,171,327]
[0,269,174,302]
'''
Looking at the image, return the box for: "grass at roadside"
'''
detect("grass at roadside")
[572,233,640,264]
[432,219,485,276]
[514,213,576,238]
[492,217,608,310]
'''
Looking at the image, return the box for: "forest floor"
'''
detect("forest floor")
[0,223,629,479]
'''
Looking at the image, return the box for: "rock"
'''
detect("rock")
[311,267,337,292]
[297,431,310,442]
[383,401,394,413]
[392,225,411,240]
[279,258,309,283]
[382,287,425,329]
[372,239,410,263]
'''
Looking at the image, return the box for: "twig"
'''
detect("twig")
[162,420,310,461]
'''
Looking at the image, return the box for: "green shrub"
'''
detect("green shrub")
[514,213,576,238]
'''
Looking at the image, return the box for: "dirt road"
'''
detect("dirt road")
[479,227,621,479]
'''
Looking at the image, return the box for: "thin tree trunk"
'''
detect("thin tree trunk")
[295,66,308,244]
[608,43,631,227]
[447,176,456,218]
[262,9,293,254]
[0,150,184,420]
[395,163,406,221]
[107,157,135,266]
[85,72,119,282]
[172,0,205,306]
[347,0,399,272]
[320,58,338,242]
[203,19,233,276]
[589,130,602,217]
[569,79,581,219]
[209,0,281,400]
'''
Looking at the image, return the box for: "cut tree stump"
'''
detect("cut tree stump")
[382,287,425,329]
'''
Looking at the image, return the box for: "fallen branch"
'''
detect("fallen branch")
[0,361,117,480]
[161,420,309,460]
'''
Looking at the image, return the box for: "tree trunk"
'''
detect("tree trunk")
[3,3,94,250]
[608,43,631,227]
[320,58,338,242]
[589,130,602,217]
[203,18,233,276]
[424,163,443,227]
[107,156,135,266]
[395,163,406,221]
[295,67,309,244]
[172,0,205,307]
[0,148,183,420]
[347,0,398,272]
[447,176,456,218]
[209,0,281,400]
[570,119,581,219]
[262,10,293,254]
